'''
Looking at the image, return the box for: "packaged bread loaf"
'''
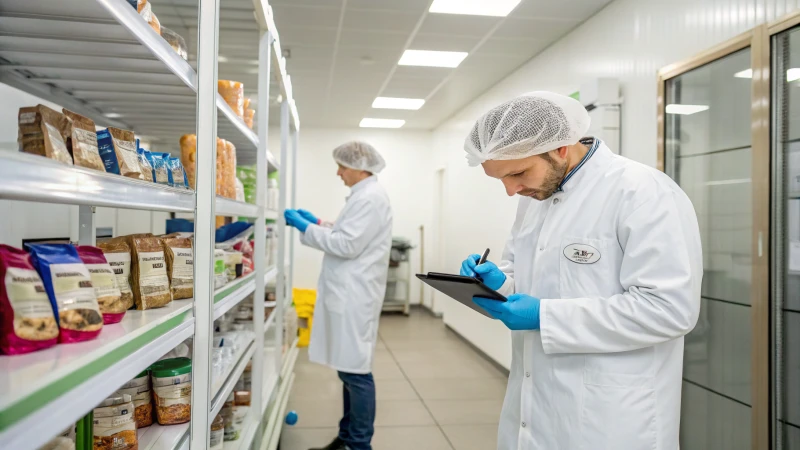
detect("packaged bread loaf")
[25,243,103,343]
[138,148,154,182]
[216,138,226,196]
[18,105,73,165]
[162,236,193,300]
[61,109,105,172]
[0,244,59,355]
[223,140,237,199]
[180,134,197,188]
[128,236,172,310]
[218,80,244,118]
[97,238,135,314]
[244,108,255,129]
[76,246,126,325]
[97,127,141,179]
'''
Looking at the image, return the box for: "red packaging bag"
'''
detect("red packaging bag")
[0,245,59,354]
[76,246,127,324]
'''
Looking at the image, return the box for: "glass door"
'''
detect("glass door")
[772,21,800,450]
[662,46,755,450]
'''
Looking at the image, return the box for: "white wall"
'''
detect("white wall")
[269,128,435,304]
[431,0,800,369]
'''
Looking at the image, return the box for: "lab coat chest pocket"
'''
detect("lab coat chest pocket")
[559,236,620,299]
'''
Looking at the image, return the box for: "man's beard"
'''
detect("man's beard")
[518,154,568,200]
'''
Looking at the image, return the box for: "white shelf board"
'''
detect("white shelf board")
[0,0,278,169]
[223,407,260,450]
[137,422,190,450]
[216,197,260,218]
[213,272,256,321]
[0,152,195,212]
[0,298,194,449]
[264,266,278,285]
[211,341,255,419]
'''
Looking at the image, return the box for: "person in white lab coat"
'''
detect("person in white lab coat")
[458,92,703,450]
[284,141,392,450]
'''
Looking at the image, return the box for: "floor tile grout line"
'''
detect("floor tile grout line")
[380,318,457,450]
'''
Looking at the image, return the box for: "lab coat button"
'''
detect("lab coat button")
[526,372,530,377]
[521,422,526,428]
[553,198,560,204]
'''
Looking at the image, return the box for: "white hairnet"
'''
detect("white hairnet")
[463,91,591,166]
[333,141,386,173]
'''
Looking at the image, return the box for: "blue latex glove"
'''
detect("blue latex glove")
[297,209,319,224]
[284,209,312,233]
[460,254,506,290]
[474,293,541,330]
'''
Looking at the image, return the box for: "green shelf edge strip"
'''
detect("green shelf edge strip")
[0,310,190,431]
[213,274,255,305]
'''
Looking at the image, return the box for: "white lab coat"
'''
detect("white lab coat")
[301,176,392,374]
[494,141,702,450]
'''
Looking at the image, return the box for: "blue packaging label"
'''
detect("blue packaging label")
[97,129,121,175]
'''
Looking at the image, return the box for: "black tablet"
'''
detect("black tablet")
[416,272,506,318]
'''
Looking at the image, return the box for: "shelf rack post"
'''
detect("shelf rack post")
[78,205,96,246]
[275,99,290,373]
[289,125,298,296]
[190,0,220,446]
[251,26,272,446]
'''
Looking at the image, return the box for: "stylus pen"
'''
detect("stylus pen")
[478,248,490,266]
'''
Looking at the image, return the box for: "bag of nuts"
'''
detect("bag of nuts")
[25,243,103,344]
[0,244,59,355]
[18,105,73,165]
[75,246,126,325]
[62,109,105,172]
[97,238,135,314]
[129,236,172,310]
[162,235,193,300]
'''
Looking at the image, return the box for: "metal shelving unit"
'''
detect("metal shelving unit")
[0,0,300,448]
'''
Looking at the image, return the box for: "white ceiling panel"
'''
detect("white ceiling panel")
[408,33,482,53]
[491,17,578,40]
[416,13,501,36]
[222,0,616,128]
[342,9,421,33]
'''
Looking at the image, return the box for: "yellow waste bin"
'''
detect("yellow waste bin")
[293,288,316,347]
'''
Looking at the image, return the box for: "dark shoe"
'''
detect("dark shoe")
[309,437,347,450]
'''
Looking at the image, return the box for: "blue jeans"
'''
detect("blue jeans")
[337,371,376,450]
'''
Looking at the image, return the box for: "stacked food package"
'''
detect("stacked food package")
[126,0,188,60]
[218,80,244,118]
[0,233,194,356]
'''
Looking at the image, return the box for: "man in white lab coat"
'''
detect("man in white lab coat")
[284,141,392,450]
[459,92,703,450]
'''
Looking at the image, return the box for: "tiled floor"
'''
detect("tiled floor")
[280,309,507,450]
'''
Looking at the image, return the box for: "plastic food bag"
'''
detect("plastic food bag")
[214,250,227,289]
[62,109,105,172]
[161,26,187,60]
[218,80,244,118]
[146,151,169,185]
[167,156,187,189]
[223,140,237,199]
[138,148,154,182]
[97,127,142,179]
[97,238,135,313]
[244,108,255,129]
[179,134,196,188]
[128,236,172,310]
[162,235,193,300]
[26,243,102,343]
[0,244,58,355]
[76,246,126,325]
[18,105,73,165]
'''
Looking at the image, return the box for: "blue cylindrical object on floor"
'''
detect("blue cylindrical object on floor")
[285,410,298,425]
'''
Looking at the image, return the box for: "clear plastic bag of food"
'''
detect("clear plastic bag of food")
[18,105,73,165]
[0,244,59,354]
[25,243,102,343]
[97,237,135,313]
[161,26,188,60]
[162,235,193,300]
[218,80,244,118]
[75,245,125,324]
[62,109,104,172]
[128,236,172,310]
[97,127,141,179]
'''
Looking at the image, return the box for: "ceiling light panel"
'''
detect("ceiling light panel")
[398,50,468,68]
[360,118,406,128]
[429,0,521,17]
[372,97,426,110]
[665,104,709,115]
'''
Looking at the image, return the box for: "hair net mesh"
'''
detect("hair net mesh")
[333,141,386,174]
[463,91,591,166]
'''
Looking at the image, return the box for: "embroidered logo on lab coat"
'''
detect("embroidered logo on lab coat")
[563,243,601,264]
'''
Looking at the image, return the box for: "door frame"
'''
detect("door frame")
[656,25,771,450]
